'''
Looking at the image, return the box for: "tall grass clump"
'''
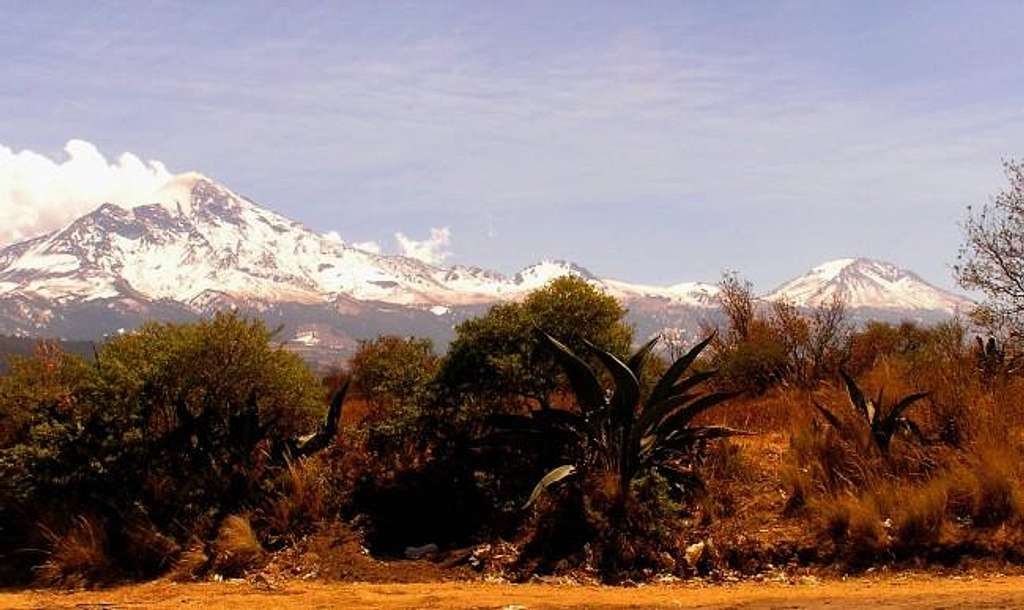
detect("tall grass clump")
[35,516,111,588]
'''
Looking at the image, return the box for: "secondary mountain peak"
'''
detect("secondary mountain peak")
[766,257,972,313]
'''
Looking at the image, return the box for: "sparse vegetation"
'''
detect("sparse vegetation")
[5,272,1024,588]
[814,370,929,453]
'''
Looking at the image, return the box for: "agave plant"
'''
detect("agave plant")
[814,370,928,452]
[485,332,745,509]
[975,336,1018,379]
[294,379,349,457]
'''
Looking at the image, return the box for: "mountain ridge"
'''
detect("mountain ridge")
[0,175,973,362]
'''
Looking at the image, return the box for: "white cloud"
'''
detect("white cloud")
[394,227,451,265]
[351,240,382,254]
[0,139,441,265]
[0,140,174,244]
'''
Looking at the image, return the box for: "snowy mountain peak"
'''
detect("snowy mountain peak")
[151,172,214,214]
[0,173,976,348]
[513,260,596,289]
[767,257,972,312]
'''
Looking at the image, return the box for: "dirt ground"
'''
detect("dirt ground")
[6,574,1024,610]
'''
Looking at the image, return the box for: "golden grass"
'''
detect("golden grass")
[211,515,264,577]
[263,457,327,543]
[893,480,947,547]
[168,537,209,583]
[35,515,111,588]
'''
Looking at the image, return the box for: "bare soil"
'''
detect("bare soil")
[5,574,1024,609]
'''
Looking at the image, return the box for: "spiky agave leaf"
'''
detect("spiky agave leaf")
[633,370,718,442]
[656,464,707,495]
[529,408,595,436]
[885,391,929,427]
[654,391,744,437]
[585,340,640,431]
[480,410,591,451]
[650,425,753,460]
[296,379,349,456]
[874,391,929,450]
[840,369,871,423]
[647,332,716,407]
[627,336,660,378]
[634,392,700,438]
[524,464,577,508]
[540,332,605,413]
[813,401,845,432]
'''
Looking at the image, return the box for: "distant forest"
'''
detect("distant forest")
[0,336,95,373]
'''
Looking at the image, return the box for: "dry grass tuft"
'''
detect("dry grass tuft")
[967,448,1021,527]
[262,457,327,544]
[211,515,264,577]
[168,537,210,582]
[120,516,180,577]
[893,481,947,547]
[820,495,888,561]
[35,515,111,588]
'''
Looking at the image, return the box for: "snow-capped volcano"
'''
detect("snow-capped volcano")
[0,175,716,329]
[0,175,973,360]
[0,174,474,307]
[766,258,972,313]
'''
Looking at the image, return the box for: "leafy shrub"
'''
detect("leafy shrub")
[714,322,789,393]
[709,274,848,393]
[439,275,632,416]
[0,341,90,448]
[0,313,331,584]
[348,336,438,462]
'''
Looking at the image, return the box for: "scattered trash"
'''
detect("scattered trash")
[404,543,440,560]
[684,541,706,568]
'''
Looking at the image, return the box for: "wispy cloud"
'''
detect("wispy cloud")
[395,227,452,265]
[351,240,382,255]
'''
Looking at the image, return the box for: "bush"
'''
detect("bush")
[0,341,90,449]
[439,275,632,416]
[715,321,789,393]
[348,336,438,462]
[0,313,327,584]
[708,274,848,393]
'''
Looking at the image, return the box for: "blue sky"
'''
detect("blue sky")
[3,1,1024,291]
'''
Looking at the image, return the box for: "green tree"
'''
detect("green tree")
[439,276,633,413]
[348,335,439,458]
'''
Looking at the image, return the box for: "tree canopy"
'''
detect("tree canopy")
[957,160,1024,337]
[438,275,633,412]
